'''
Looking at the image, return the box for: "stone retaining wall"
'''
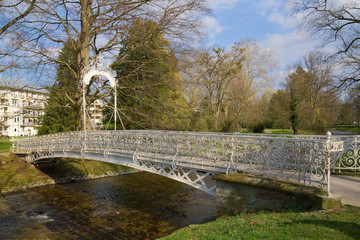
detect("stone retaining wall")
[213,173,341,217]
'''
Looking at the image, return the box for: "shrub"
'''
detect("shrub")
[252,123,265,133]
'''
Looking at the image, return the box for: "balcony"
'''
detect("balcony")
[21,123,41,127]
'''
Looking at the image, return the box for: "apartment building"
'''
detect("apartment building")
[0,87,48,137]
[89,99,104,130]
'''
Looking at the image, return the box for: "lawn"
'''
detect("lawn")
[0,138,11,153]
[331,127,360,134]
[160,205,360,240]
[265,129,320,135]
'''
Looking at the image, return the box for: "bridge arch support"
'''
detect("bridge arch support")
[29,151,217,196]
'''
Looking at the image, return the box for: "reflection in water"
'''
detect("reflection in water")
[0,172,216,239]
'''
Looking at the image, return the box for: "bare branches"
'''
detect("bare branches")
[289,0,360,84]
[0,0,36,36]
[181,40,277,131]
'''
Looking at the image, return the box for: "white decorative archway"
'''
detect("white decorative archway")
[83,70,116,88]
[82,56,119,131]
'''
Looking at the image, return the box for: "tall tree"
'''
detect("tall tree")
[1,0,209,129]
[285,52,339,133]
[38,42,78,134]
[289,87,299,134]
[111,20,190,130]
[181,41,277,132]
[338,83,360,125]
[229,41,276,131]
[197,45,244,131]
[266,89,290,130]
[289,0,360,84]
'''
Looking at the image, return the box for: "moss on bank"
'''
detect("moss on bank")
[0,153,135,193]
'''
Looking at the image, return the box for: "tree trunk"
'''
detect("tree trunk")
[77,0,92,131]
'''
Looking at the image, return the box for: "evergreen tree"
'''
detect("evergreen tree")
[266,89,290,131]
[289,89,299,135]
[38,42,78,134]
[111,20,190,130]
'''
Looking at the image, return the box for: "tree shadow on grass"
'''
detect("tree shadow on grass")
[288,220,360,239]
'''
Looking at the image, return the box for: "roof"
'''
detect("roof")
[0,86,49,95]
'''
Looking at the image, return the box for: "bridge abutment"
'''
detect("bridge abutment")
[213,173,341,218]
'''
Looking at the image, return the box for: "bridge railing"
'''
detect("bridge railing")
[11,130,345,192]
[230,133,359,172]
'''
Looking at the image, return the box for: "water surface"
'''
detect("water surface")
[0,172,216,239]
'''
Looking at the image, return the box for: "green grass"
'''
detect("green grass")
[330,127,360,134]
[265,129,320,135]
[160,206,360,240]
[0,138,11,152]
[0,154,51,192]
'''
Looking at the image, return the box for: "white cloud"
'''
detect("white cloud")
[201,16,224,39]
[255,0,296,28]
[256,0,282,12]
[207,0,247,10]
[261,31,315,68]
[268,10,296,28]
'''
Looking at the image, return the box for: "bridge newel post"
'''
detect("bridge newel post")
[326,131,332,197]
[10,136,15,152]
[82,77,87,132]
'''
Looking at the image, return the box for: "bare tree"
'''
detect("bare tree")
[230,40,277,131]
[0,0,36,73]
[288,0,360,84]
[181,40,277,132]
[198,45,244,130]
[1,0,209,129]
[285,51,339,132]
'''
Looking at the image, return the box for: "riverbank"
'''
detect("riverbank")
[160,205,360,240]
[0,153,135,193]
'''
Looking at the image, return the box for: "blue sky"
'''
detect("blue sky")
[202,0,319,85]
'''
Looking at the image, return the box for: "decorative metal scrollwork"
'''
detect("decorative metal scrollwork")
[133,147,139,164]
[103,139,110,158]
[80,142,87,157]
[63,145,68,156]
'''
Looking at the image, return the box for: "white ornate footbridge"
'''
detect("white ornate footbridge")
[10,130,357,196]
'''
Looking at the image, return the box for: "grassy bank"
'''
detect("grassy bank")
[0,153,134,193]
[160,205,360,240]
[0,138,11,153]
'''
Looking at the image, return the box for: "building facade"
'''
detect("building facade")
[0,87,48,137]
[89,99,104,130]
